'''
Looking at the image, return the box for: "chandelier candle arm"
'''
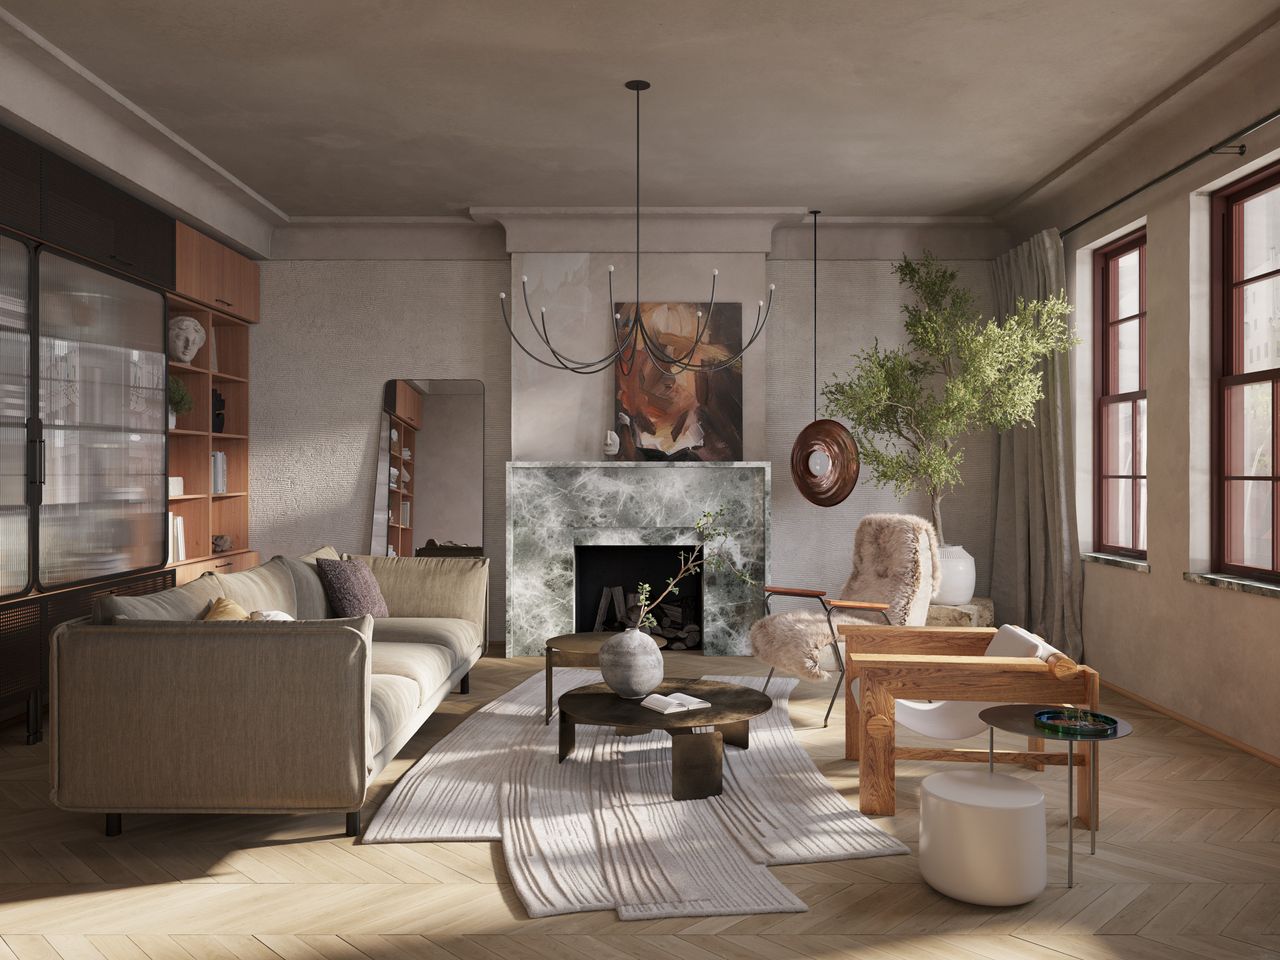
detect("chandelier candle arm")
[497,79,772,376]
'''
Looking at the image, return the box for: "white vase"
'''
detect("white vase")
[168,409,177,430]
[935,544,976,606]
[598,627,664,699]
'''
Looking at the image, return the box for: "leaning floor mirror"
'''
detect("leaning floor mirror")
[370,379,484,558]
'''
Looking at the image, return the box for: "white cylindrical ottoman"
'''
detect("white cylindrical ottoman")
[919,770,1046,906]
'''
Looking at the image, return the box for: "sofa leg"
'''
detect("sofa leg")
[459,672,470,695]
[346,811,361,838]
[105,814,122,837]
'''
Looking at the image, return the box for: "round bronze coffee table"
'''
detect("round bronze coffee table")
[557,678,772,801]
[544,631,668,724]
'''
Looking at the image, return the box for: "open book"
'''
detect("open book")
[641,691,712,714]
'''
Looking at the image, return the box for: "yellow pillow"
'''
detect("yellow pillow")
[201,597,250,621]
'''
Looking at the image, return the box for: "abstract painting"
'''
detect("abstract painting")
[613,302,742,462]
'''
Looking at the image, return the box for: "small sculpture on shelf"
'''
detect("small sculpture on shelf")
[212,534,232,554]
[211,388,226,433]
[168,316,206,364]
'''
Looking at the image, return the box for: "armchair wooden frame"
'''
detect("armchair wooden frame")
[841,624,1100,827]
[762,585,891,727]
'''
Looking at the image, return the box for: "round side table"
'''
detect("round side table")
[543,631,668,724]
[979,704,1132,888]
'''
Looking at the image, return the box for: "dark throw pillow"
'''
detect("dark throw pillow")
[315,557,390,618]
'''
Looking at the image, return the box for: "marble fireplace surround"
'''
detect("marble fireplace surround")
[506,462,770,656]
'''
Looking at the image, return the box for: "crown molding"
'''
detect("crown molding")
[471,206,808,253]
[0,7,282,255]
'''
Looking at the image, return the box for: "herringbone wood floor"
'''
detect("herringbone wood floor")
[1,652,1278,959]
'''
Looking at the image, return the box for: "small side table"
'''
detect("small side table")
[979,704,1132,888]
[544,631,668,724]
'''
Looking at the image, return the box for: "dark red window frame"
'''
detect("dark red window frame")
[1093,229,1147,558]
[1212,164,1280,583]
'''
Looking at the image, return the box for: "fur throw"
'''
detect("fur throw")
[751,514,939,681]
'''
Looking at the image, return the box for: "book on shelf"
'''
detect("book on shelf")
[641,692,711,714]
[169,513,187,562]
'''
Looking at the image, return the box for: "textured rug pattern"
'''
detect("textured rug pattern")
[364,669,907,918]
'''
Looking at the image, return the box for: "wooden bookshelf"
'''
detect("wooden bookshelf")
[385,411,417,557]
[165,293,257,583]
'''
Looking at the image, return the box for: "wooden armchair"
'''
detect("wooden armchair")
[842,623,1100,827]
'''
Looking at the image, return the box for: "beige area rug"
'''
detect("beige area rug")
[363,669,907,919]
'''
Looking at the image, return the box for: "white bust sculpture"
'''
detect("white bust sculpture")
[168,315,206,363]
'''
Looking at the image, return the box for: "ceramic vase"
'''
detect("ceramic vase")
[935,544,977,605]
[599,627,664,699]
[168,409,177,430]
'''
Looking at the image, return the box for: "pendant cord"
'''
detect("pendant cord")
[811,209,819,422]
[635,84,640,321]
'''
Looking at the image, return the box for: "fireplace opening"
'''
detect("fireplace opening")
[574,544,704,650]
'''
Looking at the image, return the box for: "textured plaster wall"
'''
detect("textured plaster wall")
[250,260,510,638]
[250,223,1008,655]
[765,253,1000,603]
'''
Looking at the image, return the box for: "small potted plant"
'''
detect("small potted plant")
[168,375,194,430]
[822,252,1075,604]
[599,509,753,699]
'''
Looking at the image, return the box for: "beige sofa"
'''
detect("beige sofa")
[49,547,488,837]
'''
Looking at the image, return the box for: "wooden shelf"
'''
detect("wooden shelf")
[165,292,253,576]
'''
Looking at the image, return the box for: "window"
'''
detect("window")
[1094,230,1147,557]
[1213,166,1280,582]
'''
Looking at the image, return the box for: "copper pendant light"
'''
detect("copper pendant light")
[790,210,860,507]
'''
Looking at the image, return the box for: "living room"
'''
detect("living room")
[1,2,1279,957]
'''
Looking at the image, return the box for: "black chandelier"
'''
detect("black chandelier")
[499,80,775,376]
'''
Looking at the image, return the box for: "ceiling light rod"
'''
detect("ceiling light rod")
[499,80,775,375]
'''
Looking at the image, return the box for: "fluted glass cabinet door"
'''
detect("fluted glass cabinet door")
[37,251,166,588]
[0,235,31,597]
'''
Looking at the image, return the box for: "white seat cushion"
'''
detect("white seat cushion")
[887,624,1059,741]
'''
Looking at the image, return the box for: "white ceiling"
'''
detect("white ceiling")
[2,0,1277,218]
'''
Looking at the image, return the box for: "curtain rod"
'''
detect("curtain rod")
[1060,105,1280,239]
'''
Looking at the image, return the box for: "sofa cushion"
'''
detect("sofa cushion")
[94,575,224,624]
[215,556,298,618]
[372,641,454,706]
[369,674,419,762]
[282,546,341,620]
[371,617,483,662]
[317,558,389,618]
[347,555,488,626]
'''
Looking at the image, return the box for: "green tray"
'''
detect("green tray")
[1034,708,1119,737]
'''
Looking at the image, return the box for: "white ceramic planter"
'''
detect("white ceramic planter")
[598,627,664,699]
[935,544,977,606]
[168,409,177,430]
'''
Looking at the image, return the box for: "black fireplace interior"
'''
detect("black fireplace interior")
[574,544,704,649]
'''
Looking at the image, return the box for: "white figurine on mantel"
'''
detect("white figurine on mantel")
[604,430,620,457]
[168,316,206,363]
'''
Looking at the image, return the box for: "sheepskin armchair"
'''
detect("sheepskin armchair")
[750,513,940,683]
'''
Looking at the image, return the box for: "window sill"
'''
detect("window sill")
[1183,572,1280,600]
[1082,552,1150,573]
